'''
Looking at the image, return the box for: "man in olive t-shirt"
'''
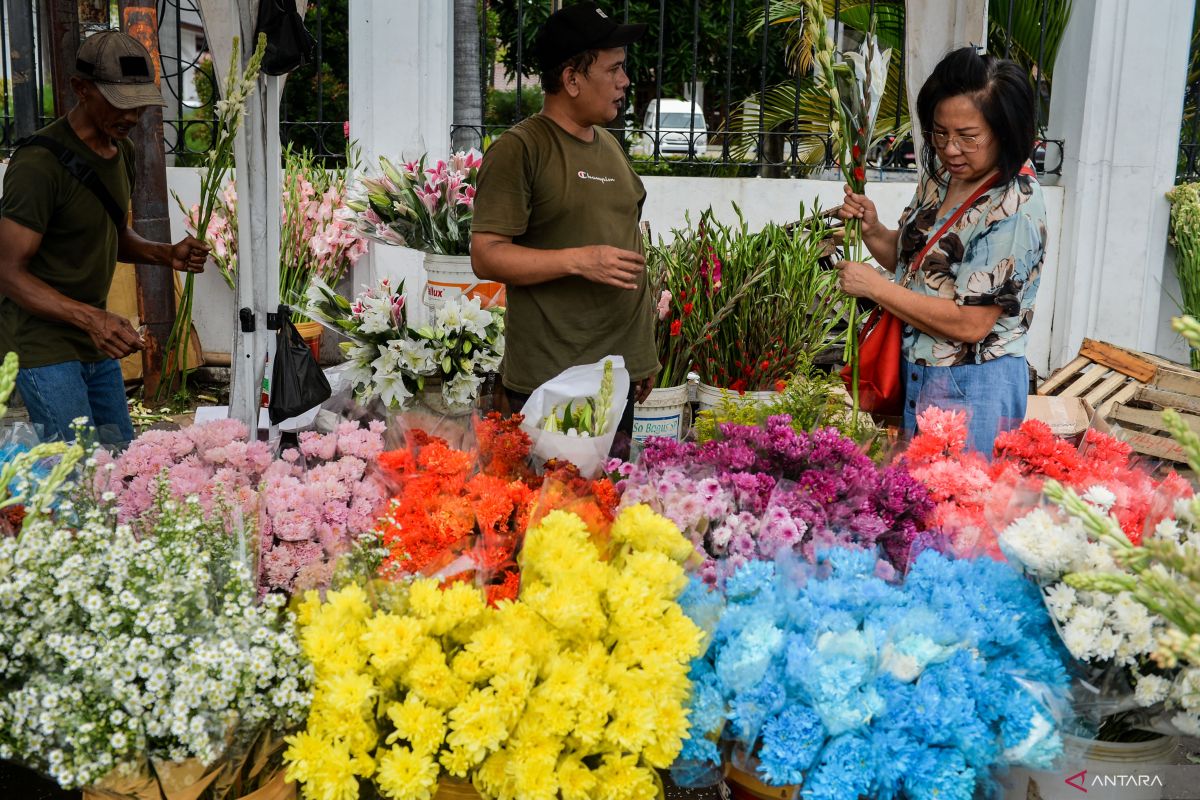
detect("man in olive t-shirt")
[0,32,207,444]
[471,3,658,450]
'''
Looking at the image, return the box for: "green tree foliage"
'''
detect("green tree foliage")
[488,0,791,129]
[280,0,350,160]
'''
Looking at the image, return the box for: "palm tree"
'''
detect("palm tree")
[727,0,1073,174]
[453,0,483,151]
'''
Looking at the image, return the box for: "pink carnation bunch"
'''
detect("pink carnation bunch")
[96,419,390,595]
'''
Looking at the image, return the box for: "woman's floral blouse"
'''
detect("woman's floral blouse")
[894,161,1048,366]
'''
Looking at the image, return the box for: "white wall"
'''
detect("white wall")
[1,163,1064,376]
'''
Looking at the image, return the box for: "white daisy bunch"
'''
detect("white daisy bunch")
[0,489,311,789]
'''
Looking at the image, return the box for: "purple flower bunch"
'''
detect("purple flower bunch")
[611,416,939,582]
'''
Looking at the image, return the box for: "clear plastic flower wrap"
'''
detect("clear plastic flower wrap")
[670,546,1074,798]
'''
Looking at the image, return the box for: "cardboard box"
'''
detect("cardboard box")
[1024,395,1091,437]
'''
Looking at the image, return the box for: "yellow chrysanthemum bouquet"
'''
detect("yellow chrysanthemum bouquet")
[284,503,704,800]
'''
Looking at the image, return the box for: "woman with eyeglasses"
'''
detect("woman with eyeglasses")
[836,46,1047,455]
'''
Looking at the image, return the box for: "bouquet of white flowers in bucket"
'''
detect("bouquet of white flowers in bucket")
[305,274,433,410]
[1000,480,1200,741]
[306,277,503,413]
[0,482,311,791]
[411,293,505,412]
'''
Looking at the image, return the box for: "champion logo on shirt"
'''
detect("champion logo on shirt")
[578,170,616,183]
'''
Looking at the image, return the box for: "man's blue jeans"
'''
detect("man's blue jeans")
[15,359,134,445]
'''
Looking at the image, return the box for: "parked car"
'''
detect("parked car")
[634,99,708,157]
[867,134,917,169]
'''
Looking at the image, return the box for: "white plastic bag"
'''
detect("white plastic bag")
[520,356,630,478]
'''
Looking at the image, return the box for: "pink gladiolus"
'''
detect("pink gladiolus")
[656,289,672,320]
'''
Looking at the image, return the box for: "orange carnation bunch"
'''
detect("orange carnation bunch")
[374,414,621,604]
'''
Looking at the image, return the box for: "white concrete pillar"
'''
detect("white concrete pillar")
[349,0,454,325]
[1045,0,1194,368]
[903,0,989,171]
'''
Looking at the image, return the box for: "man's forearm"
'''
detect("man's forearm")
[117,229,172,267]
[471,239,581,286]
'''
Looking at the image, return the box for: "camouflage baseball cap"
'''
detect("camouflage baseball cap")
[76,30,166,110]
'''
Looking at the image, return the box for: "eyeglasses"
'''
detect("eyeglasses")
[927,131,989,153]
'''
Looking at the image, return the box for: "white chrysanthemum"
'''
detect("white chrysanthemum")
[1133,674,1172,706]
[1111,593,1152,635]
[1176,668,1200,710]
[1092,627,1122,661]
[1152,517,1181,542]
[1061,619,1099,660]
[1081,485,1117,510]
[1044,584,1077,620]
[999,509,1088,577]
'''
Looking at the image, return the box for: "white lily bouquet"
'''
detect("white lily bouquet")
[305,276,504,412]
[519,356,630,477]
[411,294,505,412]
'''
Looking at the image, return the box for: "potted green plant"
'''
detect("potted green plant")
[682,206,846,412]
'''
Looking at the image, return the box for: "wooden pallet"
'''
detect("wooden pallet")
[1038,338,1200,463]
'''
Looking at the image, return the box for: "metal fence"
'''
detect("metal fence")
[2,0,1066,176]
[1,0,58,147]
[1,0,346,162]
[453,0,1067,179]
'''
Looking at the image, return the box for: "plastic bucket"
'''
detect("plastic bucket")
[633,384,690,444]
[292,320,323,362]
[423,253,506,309]
[419,379,476,417]
[696,382,781,412]
[1000,734,1178,800]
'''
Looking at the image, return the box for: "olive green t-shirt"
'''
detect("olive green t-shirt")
[0,117,134,367]
[471,114,658,393]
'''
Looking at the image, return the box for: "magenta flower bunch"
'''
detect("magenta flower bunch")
[610,416,940,583]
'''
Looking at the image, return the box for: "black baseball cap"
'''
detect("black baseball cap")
[534,2,647,74]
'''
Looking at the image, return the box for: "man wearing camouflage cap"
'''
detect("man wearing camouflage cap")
[0,30,209,445]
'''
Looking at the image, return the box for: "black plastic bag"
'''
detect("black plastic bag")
[269,320,331,424]
[254,0,316,76]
